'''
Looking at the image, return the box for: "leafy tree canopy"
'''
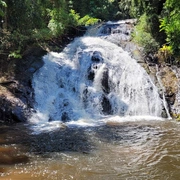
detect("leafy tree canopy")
[0,0,180,61]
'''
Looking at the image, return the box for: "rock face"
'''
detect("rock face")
[146,63,180,118]
[159,66,180,118]
[0,47,45,123]
[101,95,112,115]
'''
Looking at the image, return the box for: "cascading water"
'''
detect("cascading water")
[30,21,164,131]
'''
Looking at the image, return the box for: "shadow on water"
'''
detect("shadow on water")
[28,123,164,154]
[91,123,163,146]
[28,127,96,154]
[0,122,162,155]
[0,124,95,158]
[0,120,165,177]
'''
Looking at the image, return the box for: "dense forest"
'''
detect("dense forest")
[0,0,180,63]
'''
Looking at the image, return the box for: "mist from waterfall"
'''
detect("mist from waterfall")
[30,22,164,131]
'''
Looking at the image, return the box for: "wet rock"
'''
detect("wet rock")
[0,56,44,123]
[63,99,69,107]
[82,88,88,107]
[161,109,168,118]
[131,48,144,62]
[101,68,110,94]
[91,51,103,62]
[27,67,36,73]
[101,95,112,115]
[158,66,178,114]
[49,117,53,122]
[61,112,70,122]
[87,67,95,81]
[72,87,76,92]
[148,63,156,67]
[165,93,175,105]
[11,106,26,122]
[145,53,158,64]
[101,25,113,34]
[0,95,27,123]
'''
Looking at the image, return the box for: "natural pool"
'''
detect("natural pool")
[1,120,180,180]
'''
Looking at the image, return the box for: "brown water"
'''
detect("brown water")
[1,120,180,180]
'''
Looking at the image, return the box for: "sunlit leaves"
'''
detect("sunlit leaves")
[160,0,180,55]
[132,13,159,53]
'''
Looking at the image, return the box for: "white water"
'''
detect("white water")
[30,22,164,131]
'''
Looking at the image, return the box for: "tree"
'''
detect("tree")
[72,0,120,20]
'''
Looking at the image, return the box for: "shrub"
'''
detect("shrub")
[160,0,180,57]
[132,14,159,54]
[157,45,173,63]
[69,9,100,26]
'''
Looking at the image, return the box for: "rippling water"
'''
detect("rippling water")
[1,120,180,180]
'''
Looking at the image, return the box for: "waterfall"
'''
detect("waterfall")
[30,21,164,130]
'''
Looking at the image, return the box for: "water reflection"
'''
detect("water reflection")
[1,120,180,179]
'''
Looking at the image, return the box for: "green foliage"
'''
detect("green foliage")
[1,0,178,65]
[90,0,120,20]
[69,10,99,26]
[130,0,147,17]
[158,44,173,63]
[47,1,70,36]
[118,0,165,19]
[72,0,120,20]
[78,15,99,26]
[69,9,81,26]
[132,14,160,54]
[5,1,42,33]
[48,19,64,36]
[32,28,52,41]
[0,29,29,55]
[160,0,180,56]
[118,0,152,18]
[0,0,7,16]
[8,49,22,59]
[118,0,132,19]
[1,0,102,58]
[172,113,180,121]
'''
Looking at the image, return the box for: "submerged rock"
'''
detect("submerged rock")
[101,67,110,94]
[0,146,29,165]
